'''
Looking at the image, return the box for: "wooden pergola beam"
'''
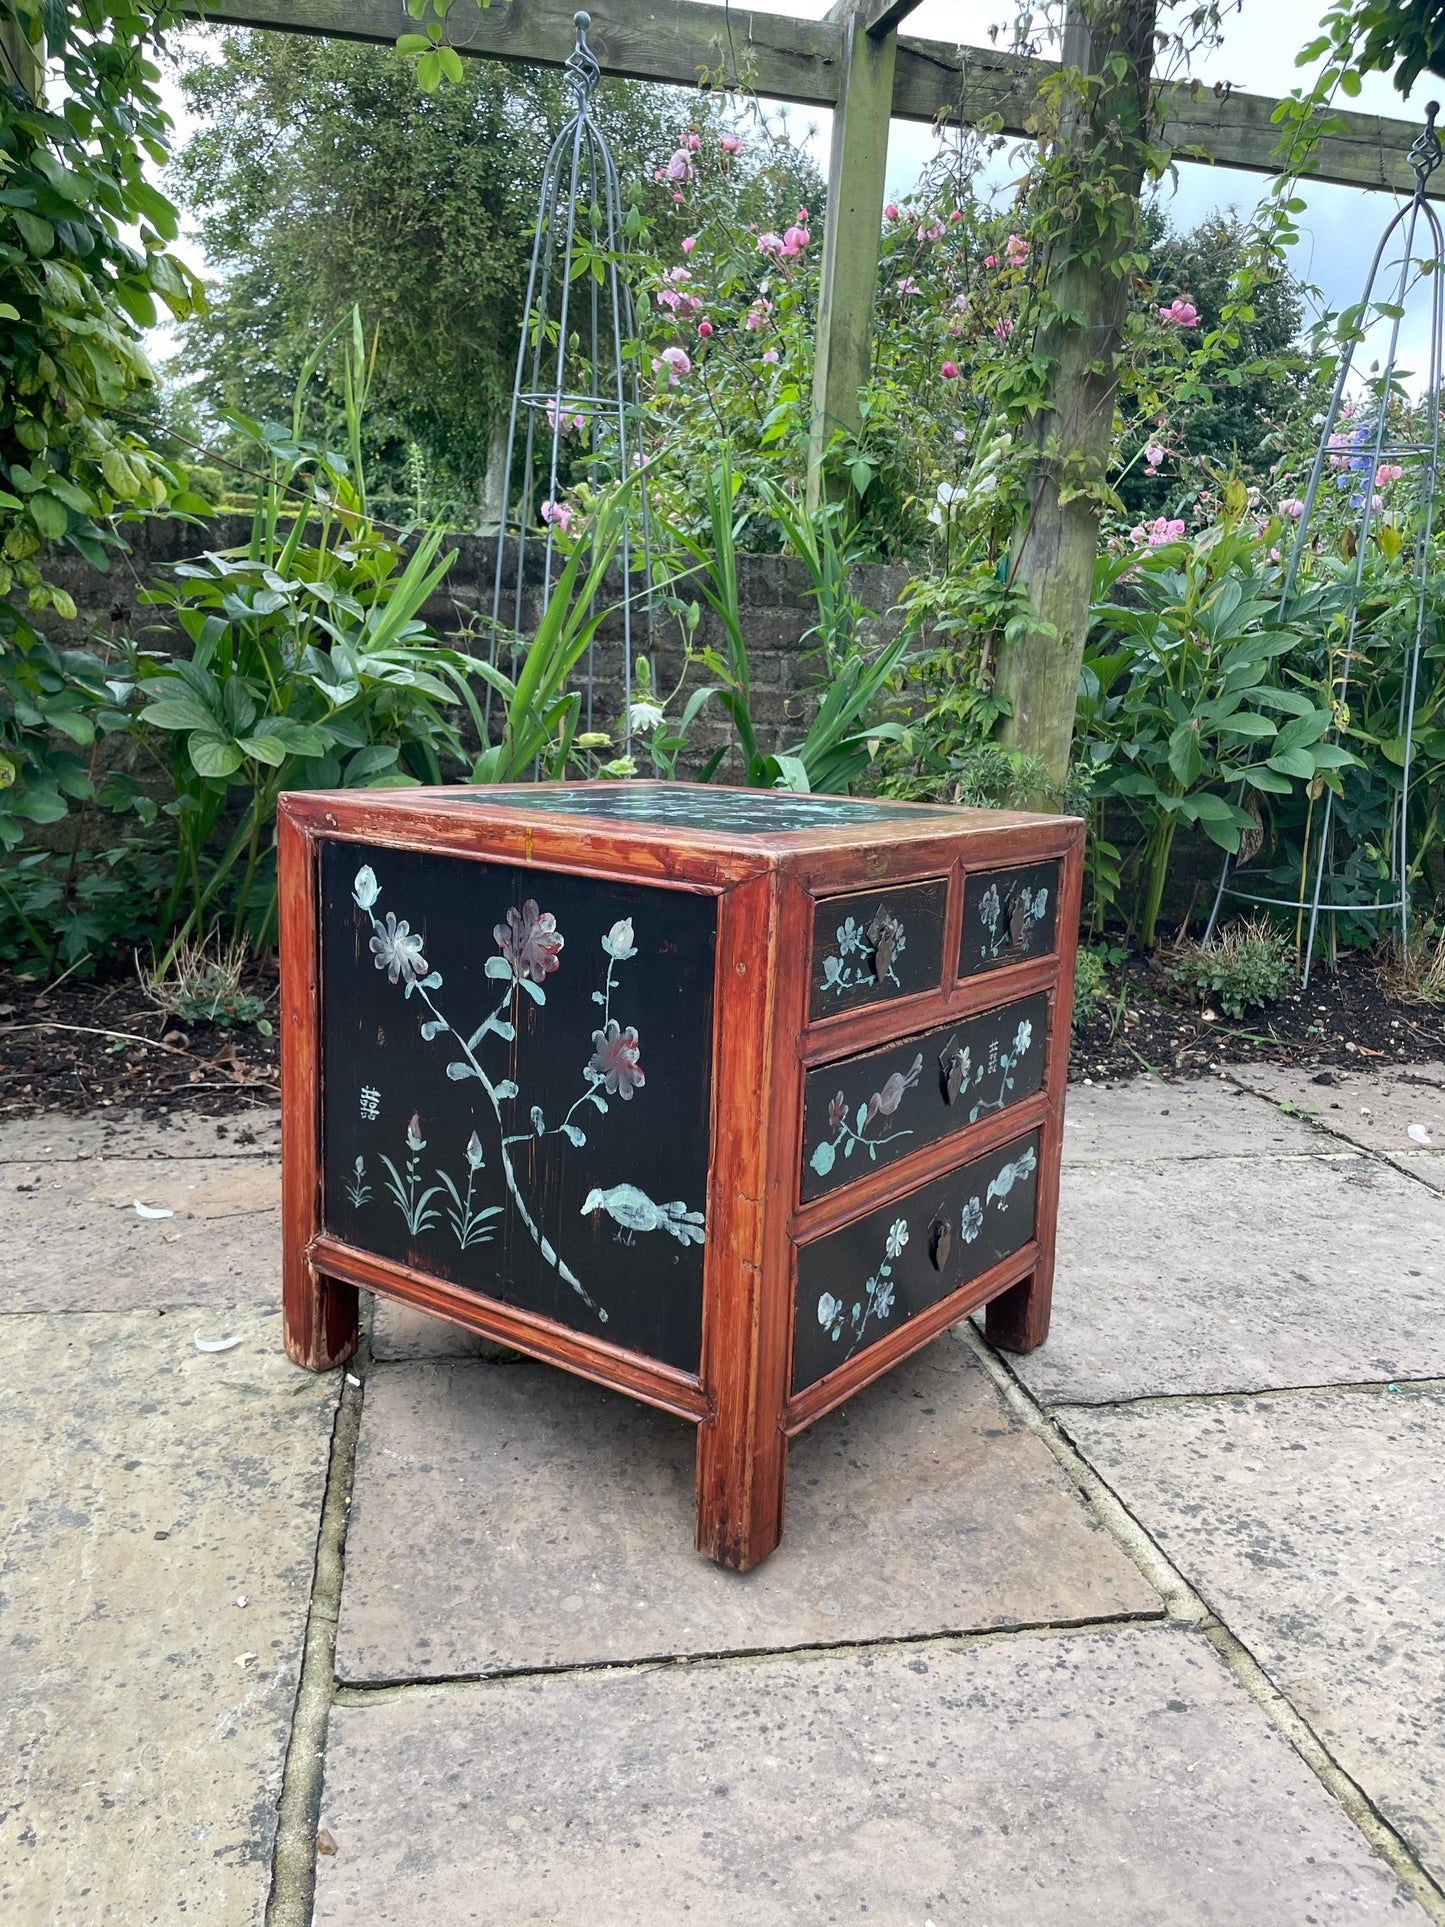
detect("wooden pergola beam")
[862,0,928,38]
[186,0,1443,200]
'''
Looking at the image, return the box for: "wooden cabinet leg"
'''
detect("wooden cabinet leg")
[694,1413,787,1572]
[985,1260,1053,1354]
[283,1248,359,1372]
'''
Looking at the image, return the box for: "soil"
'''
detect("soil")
[2,947,1441,1122]
[0,956,281,1120]
[1070,948,1445,1084]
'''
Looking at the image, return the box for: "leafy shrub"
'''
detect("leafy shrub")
[1072,946,1109,1028]
[1172,918,1295,1018]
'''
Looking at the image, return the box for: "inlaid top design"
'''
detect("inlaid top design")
[437,783,953,834]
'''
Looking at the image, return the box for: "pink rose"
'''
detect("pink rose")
[884,203,900,220]
[756,231,785,257]
[1145,440,1165,468]
[697,319,713,338]
[1159,298,1199,327]
[1004,233,1029,265]
[984,253,997,268]
[941,360,960,379]
[681,234,696,255]
[540,499,573,534]
[782,224,810,255]
[720,132,741,156]
[665,150,691,183]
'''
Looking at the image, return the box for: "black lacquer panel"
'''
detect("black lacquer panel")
[808,879,947,1020]
[800,992,1048,1201]
[958,862,1059,978]
[792,1130,1040,1392]
[318,841,716,1372]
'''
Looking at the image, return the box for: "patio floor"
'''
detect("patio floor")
[2,1065,1442,1924]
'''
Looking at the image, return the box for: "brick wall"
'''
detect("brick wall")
[44,518,913,777]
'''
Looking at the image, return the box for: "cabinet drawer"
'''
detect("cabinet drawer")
[792,1129,1040,1392]
[800,992,1047,1201]
[809,878,947,1020]
[958,861,1058,978]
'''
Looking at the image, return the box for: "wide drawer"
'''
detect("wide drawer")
[792,1128,1040,1392]
[809,878,947,1020]
[958,861,1058,978]
[800,991,1047,1201]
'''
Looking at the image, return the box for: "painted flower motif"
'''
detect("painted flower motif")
[1013,1018,1033,1056]
[960,1195,983,1244]
[370,911,427,985]
[406,1113,425,1152]
[602,918,637,960]
[836,915,862,956]
[1033,887,1049,920]
[352,865,379,911]
[873,1278,896,1321]
[828,1090,847,1134]
[589,1019,645,1099]
[465,1130,485,1170]
[495,900,564,983]
[885,1218,909,1260]
[817,1291,840,1328]
[979,883,1002,930]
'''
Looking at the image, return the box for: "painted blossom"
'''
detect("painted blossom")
[494,900,564,983]
[827,1091,847,1134]
[370,912,427,986]
[588,1019,645,1099]
[406,1113,425,1152]
[885,1218,909,1259]
[1158,297,1199,327]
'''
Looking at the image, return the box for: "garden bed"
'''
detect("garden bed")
[4,947,1443,1120]
[1070,949,1445,1084]
[1,959,280,1119]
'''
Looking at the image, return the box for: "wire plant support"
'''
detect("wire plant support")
[488,9,650,757]
[1205,104,1444,985]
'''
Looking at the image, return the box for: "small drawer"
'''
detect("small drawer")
[809,878,947,1020]
[792,1129,1040,1392]
[800,992,1047,1201]
[959,861,1058,979]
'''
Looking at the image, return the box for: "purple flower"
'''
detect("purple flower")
[494,900,564,983]
[827,1091,847,1134]
[589,1019,645,1099]
[370,911,427,985]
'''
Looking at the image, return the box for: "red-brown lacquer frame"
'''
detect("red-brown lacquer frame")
[279,785,1083,1570]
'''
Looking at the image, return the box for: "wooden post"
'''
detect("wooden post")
[993,0,1157,795]
[805,0,900,512]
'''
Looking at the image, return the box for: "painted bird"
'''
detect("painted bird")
[581,1183,706,1246]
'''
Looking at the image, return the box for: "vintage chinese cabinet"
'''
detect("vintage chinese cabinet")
[279,782,1082,1569]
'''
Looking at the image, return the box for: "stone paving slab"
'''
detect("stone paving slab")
[0,1109,279,1164]
[1228,1060,1445,1193]
[1001,1152,1445,1405]
[0,1155,280,1312]
[1062,1076,1322,1164]
[334,1334,1159,1682]
[0,1307,337,1927]
[369,1295,515,1363]
[1065,1387,1445,1891]
[313,1626,1425,1926]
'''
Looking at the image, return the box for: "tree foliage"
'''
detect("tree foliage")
[166,29,790,522]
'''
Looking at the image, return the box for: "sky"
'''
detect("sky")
[151,0,1445,383]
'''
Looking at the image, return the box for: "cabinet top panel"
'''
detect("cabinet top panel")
[285,781,1077,852]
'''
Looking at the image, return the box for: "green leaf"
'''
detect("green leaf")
[437,45,464,83]
[188,734,245,779]
[1167,722,1203,789]
[1266,746,1316,780]
[1217,712,1277,739]
[1244,766,1292,794]
[28,491,67,539]
[13,209,53,255]
[416,48,442,90]
[239,732,290,767]
[140,694,217,733]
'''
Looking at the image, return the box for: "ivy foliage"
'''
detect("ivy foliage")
[0,0,203,839]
